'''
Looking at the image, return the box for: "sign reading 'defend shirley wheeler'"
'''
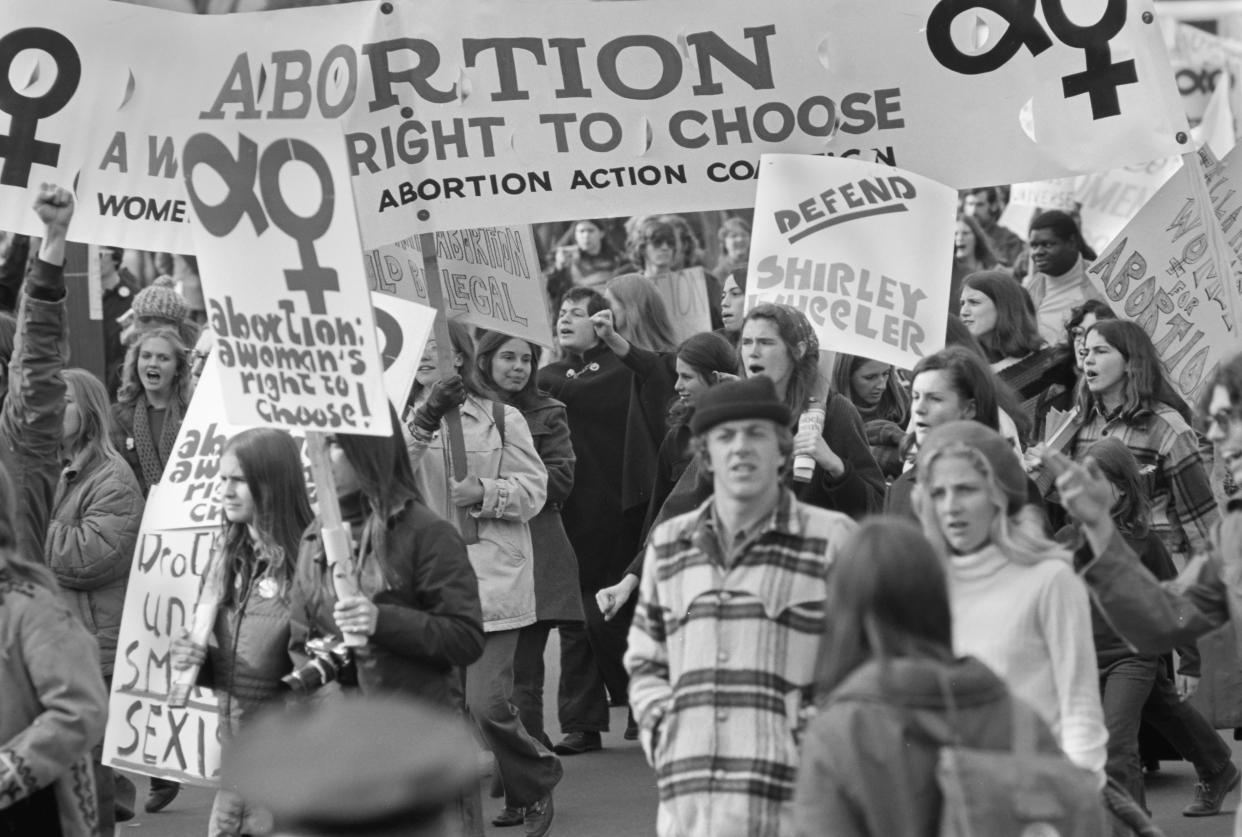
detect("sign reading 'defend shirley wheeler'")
[746,154,956,370]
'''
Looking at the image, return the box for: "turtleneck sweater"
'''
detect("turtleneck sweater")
[948,543,1108,782]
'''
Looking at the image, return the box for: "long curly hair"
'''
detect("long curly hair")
[116,326,192,409]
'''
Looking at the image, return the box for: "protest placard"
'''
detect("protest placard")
[745,154,954,370]
[183,120,390,437]
[102,362,235,783]
[103,524,222,785]
[4,0,1188,249]
[1084,149,1242,406]
[372,291,436,410]
[365,226,552,348]
[1171,22,1242,133]
[651,267,713,344]
[998,177,1081,244]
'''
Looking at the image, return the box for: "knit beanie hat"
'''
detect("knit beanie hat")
[746,303,820,357]
[132,276,188,324]
[690,376,791,436]
[917,420,1028,514]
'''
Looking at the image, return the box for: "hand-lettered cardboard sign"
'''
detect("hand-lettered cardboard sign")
[183,120,391,437]
[2,0,1189,249]
[745,154,955,370]
[365,226,552,348]
[1084,148,1242,406]
[652,267,712,345]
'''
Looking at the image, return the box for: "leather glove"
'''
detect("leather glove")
[413,375,468,432]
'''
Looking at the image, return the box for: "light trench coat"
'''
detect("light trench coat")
[406,394,547,632]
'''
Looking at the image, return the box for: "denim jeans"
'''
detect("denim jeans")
[1142,658,1233,780]
[465,629,562,808]
[557,590,633,732]
[1099,656,1157,809]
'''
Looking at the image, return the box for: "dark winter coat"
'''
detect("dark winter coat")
[289,497,484,709]
[793,656,1066,837]
[522,396,583,622]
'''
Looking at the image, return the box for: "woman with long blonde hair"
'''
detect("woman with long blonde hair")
[914,420,1107,782]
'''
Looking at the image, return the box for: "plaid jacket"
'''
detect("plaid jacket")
[625,491,856,837]
[1071,402,1219,559]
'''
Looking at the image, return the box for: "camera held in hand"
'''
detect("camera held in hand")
[282,637,355,693]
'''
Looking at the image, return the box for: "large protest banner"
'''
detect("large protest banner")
[745,154,955,370]
[4,0,1189,248]
[1084,148,1242,406]
[365,226,552,347]
[183,120,390,436]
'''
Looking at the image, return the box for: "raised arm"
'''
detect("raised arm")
[2,184,72,564]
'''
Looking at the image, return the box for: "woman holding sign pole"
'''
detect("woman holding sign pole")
[739,304,886,518]
[170,427,312,837]
[45,369,144,832]
[404,320,562,836]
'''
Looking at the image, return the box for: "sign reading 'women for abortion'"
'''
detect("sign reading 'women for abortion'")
[183,120,390,437]
[745,154,956,370]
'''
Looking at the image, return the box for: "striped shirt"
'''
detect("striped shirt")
[1071,402,1219,559]
[625,491,856,837]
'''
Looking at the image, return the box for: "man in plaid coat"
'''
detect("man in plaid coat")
[625,377,857,837]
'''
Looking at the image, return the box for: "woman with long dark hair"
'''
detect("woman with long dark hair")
[831,353,910,480]
[290,413,484,703]
[171,428,312,837]
[960,271,1074,436]
[1071,319,1214,565]
[474,329,582,826]
[405,320,561,831]
[739,304,886,517]
[793,518,1066,836]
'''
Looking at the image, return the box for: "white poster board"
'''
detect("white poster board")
[746,154,955,370]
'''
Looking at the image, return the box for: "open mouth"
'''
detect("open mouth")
[748,364,765,376]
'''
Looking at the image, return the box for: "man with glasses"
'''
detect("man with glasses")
[1056,351,1242,819]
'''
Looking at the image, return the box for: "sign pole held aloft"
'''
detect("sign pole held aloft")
[305,431,368,648]
[419,231,479,544]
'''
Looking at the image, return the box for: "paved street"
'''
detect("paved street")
[114,630,1241,836]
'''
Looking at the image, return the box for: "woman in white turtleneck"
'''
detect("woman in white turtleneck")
[914,419,1108,784]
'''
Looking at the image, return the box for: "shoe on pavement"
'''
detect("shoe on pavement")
[624,713,639,741]
[1184,761,1241,816]
[524,793,554,837]
[492,806,524,827]
[114,801,135,823]
[144,779,181,813]
[552,731,601,755]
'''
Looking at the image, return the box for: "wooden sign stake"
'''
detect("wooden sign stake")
[420,232,478,544]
